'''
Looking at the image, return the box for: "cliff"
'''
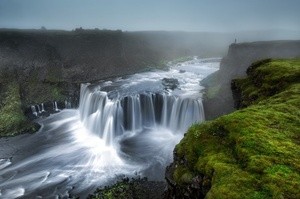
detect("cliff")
[165,59,300,199]
[202,40,300,120]
[0,29,229,83]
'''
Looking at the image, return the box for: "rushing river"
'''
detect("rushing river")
[0,57,219,198]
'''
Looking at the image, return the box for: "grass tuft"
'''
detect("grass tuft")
[0,81,36,136]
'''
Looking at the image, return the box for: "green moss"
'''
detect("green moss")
[90,181,130,199]
[235,59,300,107]
[88,179,165,199]
[173,165,194,184]
[0,82,35,136]
[174,59,300,198]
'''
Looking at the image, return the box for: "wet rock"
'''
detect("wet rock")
[88,178,166,199]
[164,151,210,199]
[162,78,179,90]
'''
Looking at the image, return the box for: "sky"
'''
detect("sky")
[0,0,299,32]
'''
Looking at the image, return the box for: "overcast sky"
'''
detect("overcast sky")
[0,0,299,32]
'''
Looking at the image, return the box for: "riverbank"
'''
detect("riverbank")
[88,178,166,199]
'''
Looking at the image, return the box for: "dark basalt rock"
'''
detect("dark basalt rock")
[164,162,209,199]
[88,177,166,199]
[164,150,210,199]
[162,78,179,90]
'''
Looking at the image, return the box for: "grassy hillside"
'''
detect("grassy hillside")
[0,81,38,136]
[170,59,300,198]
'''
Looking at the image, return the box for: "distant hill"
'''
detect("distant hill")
[0,29,228,83]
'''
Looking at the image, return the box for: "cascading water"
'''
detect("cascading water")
[79,85,205,145]
[31,105,38,116]
[0,57,220,198]
[53,101,59,111]
[41,103,45,112]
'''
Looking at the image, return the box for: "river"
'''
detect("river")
[0,57,220,198]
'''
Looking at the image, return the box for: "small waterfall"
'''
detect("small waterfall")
[41,103,45,112]
[79,84,205,146]
[65,100,72,109]
[53,101,59,112]
[31,105,38,116]
[37,105,41,114]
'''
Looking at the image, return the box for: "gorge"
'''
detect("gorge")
[0,29,299,199]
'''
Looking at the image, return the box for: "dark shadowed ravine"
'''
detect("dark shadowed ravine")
[0,58,219,198]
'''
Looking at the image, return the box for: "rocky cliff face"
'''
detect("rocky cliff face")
[0,29,228,106]
[0,30,155,84]
[202,40,300,120]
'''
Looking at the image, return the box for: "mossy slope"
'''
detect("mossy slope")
[0,81,38,136]
[173,59,300,199]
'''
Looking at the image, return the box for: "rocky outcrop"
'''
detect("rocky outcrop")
[164,151,209,199]
[88,178,166,199]
[202,40,300,120]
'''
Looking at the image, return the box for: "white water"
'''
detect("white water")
[0,57,220,198]
[41,103,45,112]
[54,101,59,112]
[79,86,205,146]
[31,105,38,117]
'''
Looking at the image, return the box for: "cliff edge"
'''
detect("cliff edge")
[165,59,300,198]
[202,40,300,120]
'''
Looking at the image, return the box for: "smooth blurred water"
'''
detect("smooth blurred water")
[0,57,220,198]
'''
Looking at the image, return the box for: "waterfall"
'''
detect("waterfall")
[41,103,45,112]
[31,105,38,116]
[37,105,41,114]
[65,100,72,109]
[53,101,59,111]
[0,58,220,199]
[79,83,205,146]
[4,84,206,196]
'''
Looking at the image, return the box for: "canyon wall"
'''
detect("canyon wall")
[202,40,300,120]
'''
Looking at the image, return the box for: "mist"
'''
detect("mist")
[0,0,299,35]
